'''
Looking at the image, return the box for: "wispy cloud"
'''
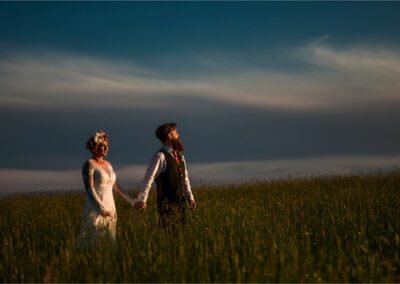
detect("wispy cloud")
[297,43,400,105]
[1,155,398,194]
[302,44,400,74]
[1,43,400,110]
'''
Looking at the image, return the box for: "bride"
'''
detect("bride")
[80,130,136,243]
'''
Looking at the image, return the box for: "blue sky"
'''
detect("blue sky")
[1,2,400,192]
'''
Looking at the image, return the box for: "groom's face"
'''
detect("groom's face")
[169,129,180,141]
[168,129,185,151]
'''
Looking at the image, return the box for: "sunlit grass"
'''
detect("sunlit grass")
[0,173,399,282]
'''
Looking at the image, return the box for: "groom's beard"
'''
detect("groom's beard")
[171,138,185,152]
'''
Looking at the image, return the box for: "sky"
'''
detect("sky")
[1,2,400,193]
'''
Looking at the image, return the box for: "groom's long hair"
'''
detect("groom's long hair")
[156,122,185,152]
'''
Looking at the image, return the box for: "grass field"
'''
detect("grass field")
[0,173,399,282]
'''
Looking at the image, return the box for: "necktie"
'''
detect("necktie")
[173,151,180,164]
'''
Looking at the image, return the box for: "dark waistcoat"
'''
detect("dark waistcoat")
[155,149,186,206]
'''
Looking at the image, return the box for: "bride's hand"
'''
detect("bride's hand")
[101,210,113,217]
[128,199,137,208]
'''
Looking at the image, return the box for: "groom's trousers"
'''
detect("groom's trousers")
[157,200,186,229]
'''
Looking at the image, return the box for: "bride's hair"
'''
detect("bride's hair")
[86,130,109,154]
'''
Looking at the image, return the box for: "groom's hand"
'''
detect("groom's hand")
[134,201,147,209]
[189,199,196,210]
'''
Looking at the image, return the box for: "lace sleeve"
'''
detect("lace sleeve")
[82,160,106,212]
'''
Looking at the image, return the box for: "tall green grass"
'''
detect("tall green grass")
[1,173,399,282]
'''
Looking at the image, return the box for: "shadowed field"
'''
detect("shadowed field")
[0,173,399,282]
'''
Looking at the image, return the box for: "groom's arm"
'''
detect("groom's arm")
[182,155,196,209]
[136,152,165,206]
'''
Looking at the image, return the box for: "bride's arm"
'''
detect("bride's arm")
[113,181,136,206]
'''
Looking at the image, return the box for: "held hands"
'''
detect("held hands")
[134,201,147,210]
[126,198,146,209]
[100,210,113,217]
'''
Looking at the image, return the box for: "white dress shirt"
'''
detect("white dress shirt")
[136,145,194,203]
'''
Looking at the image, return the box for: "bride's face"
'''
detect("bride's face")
[97,142,109,157]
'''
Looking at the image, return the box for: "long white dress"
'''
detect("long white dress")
[80,159,118,242]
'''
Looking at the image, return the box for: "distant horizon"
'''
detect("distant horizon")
[1,154,399,195]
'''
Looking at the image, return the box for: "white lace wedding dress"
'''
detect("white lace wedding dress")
[80,159,118,242]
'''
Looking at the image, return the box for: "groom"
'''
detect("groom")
[134,123,196,228]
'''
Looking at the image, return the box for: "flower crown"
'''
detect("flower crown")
[94,130,108,144]
[86,130,109,154]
